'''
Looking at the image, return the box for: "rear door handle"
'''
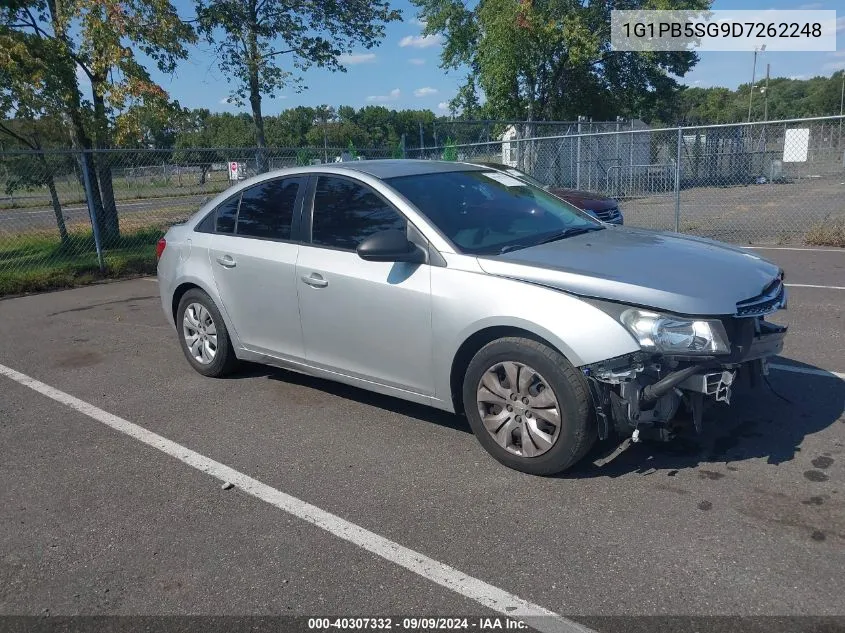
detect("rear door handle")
[301,273,328,288]
[216,255,236,268]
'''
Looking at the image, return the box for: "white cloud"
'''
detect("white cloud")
[219,97,230,105]
[787,74,808,80]
[409,58,426,66]
[367,88,401,102]
[437,102,450,112]
[410,17,427,27]
[337,52,377,65]
[798,2,822,8]
[399,34,442,49]
[837,16,845,31]
[414,87,438,97]
[822,50,845,70]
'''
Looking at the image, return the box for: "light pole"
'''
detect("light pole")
[747,45,765,123]
[839,71,844,149]
[762,63,770,123]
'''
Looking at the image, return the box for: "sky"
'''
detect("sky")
[136,0,845,117]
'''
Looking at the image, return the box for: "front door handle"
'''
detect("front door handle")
[301,273,328,288]
[216,255,236,268]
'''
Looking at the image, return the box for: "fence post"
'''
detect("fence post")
[575,117,582,189]
[80,150,105,273]
[401,134,407,159]
[674,126,682,233]
[419,122,424,154]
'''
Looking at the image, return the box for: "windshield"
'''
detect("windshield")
[386,169,601,255]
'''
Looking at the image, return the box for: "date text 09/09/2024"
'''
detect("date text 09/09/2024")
[308,617,529,630]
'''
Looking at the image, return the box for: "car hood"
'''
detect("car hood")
[477,227,782,315]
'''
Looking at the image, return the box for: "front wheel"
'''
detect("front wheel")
[462,337,596,475]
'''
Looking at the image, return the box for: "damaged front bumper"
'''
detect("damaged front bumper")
[582,318,787,442]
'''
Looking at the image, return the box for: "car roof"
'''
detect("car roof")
[321,159,487,179]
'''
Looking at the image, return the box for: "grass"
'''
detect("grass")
[0,225,168,297]
[804,219,845,247]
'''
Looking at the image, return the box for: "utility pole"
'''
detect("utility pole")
[763,63,770,123]
[747,45,765,123]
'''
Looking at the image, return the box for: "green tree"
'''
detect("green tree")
[2,0,195,244]
[265,106,317,146]
[414,0,709,123]
[305,121,370,149]
[173,110,256,182]
[194,0,401,173]
[0,32,77,243]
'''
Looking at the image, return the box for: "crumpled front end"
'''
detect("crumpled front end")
[582,280,788,443]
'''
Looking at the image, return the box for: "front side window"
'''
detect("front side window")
[215,195,240,234]
[311,176,406,250]
[386,170,600,255]
[236,177,302,240]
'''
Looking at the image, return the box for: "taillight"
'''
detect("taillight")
[156,237,166,259]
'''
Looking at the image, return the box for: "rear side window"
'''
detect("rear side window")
[311,176,406,250]
[215,195,240,234]
[236,177,302,240]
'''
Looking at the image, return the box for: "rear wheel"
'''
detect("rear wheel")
[462,337,595,475]
[176,289,239,377]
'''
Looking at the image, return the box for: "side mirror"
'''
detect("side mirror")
[357,229,425,263]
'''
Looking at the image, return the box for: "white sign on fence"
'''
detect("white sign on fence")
[783,128,810,163]
[228,161,240,180]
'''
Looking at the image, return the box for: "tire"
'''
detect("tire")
[176,288,239,378]
[462,337,596,475]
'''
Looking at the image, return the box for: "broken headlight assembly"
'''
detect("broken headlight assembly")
[619,309,730,355]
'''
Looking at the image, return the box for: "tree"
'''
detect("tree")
[2,0,195,244]
[265,106,317,147]
[676,72,845,125]
[414,0,709,123]
[173,110,256,183]
[194,0,401,172]
[0,115,72,245]
[305,121,370,149]
[0,31,76,243]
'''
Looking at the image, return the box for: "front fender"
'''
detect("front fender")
[431,265,640,406]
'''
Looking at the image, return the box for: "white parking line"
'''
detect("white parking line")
[784,283,845,290]
[770,364,845,380]
[0,362,591,633]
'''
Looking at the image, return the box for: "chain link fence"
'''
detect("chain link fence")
[0,146,393,296]
[1,115,843,296]
[413,115,845,245]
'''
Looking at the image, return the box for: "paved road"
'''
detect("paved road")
[0,195,208,232]
[0,247,842,632]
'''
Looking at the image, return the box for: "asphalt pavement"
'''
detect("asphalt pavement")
[0,246,843,632]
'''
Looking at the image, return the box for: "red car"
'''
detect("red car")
[471,162,624,225]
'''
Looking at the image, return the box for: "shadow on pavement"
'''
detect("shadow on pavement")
[230,357,843,478]
[234,362,474,436]
[568,358,844,478]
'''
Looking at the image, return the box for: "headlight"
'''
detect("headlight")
[620,309,730,355]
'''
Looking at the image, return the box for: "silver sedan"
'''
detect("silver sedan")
[157,160,787,474]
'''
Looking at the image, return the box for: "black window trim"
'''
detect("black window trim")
[194,175,308,244]
[303,172,422,255]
